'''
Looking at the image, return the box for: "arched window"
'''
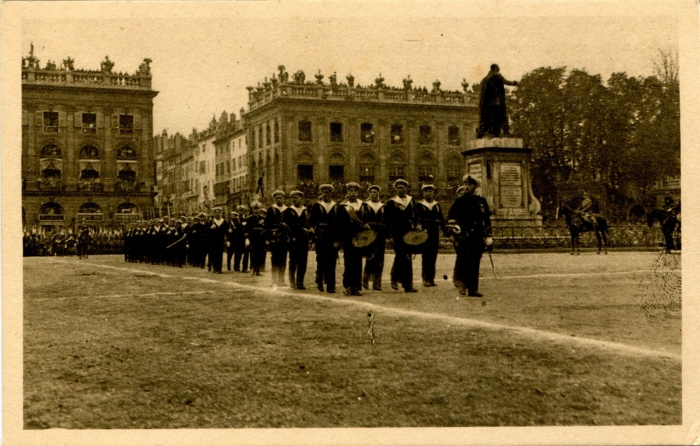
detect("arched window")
[79,146,99,159]
[79,202,102,214]
[358,154,376,183]
[41,144,61,158]
[417,154,435,183]
[446,155,463,187]
[40,202,63,215]
[117,145,136,159]
[117,203,138,214]
[389,154,406,183]
[329,153,345,182]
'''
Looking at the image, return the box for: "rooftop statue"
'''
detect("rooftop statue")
[477,64,519,139]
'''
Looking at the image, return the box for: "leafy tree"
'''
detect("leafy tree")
[508,52,680,222]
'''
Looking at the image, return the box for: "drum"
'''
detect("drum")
[403,230,429,254]
[352,229,377,255]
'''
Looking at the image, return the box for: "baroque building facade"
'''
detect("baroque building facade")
[244,67,479,200]
[22,48,158,233]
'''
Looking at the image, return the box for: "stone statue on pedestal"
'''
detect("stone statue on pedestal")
[477,64,519,139]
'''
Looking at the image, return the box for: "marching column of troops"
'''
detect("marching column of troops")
[122,174,494,297]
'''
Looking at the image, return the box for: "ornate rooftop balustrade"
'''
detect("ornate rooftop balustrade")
[247,67,477,111]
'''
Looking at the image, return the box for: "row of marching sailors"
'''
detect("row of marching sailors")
[124,173,493,297]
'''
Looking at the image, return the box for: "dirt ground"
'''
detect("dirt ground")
[23,251,681,428]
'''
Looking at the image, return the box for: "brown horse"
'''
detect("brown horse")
[557,197,609,255]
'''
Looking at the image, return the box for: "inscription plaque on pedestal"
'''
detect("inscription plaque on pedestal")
[499,163,523,207]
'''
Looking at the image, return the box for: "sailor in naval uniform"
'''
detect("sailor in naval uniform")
[266,191,289,287]
[416,183,446,287]
[361,185,386,291]
[384,179,421,293]
[336,182,369,296]
[282,190,312,290]
[207,207,229,274]
[309,184,339,293]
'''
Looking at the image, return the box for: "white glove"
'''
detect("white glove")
[226,241,231,248]
[485,236,493,246]
[245,239,250,247]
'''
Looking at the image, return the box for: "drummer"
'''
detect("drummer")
[336,182,369,296]
[384,178,421,293]
[361,184,386,291]
[417,183,446,287]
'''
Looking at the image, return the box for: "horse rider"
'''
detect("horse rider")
[577,191,596,227]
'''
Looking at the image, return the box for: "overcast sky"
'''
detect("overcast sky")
[19,1,682,136]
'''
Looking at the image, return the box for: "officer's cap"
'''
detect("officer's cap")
[319,184,334,192]
[290,190,304,197]
[462,174,480,187]
[368,184,381,193]
[345,182,361,191]
[394,179,409,188]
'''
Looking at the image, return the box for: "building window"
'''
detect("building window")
[116,145,136,159]
[79,146,99,159]
[330,122,343,142]
[258,128,263,149]
[391,124,404,144]
[43,111,59,133]
[418,165,434,183]
[251,131,256,149]
[329,165,345,182]
[274,121,280,143]
[419,125,432,145]
[298,165,313,181]
[266,124,272,146]
[360,123,374,143]
[446,163,462,187]
[448,126,460,146]
[227,160,231,174]
[389,164,405,182]
[359,163,375,183]
[119,115,134,135]
[200,161,206,174]
[82,113,97,134]
[298,120,312,141]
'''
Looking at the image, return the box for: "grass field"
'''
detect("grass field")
[23,251,681,428]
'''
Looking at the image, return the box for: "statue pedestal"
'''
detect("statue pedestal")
[462,138,542,228]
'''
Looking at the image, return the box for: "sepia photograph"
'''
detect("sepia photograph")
[2,0,699,445]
